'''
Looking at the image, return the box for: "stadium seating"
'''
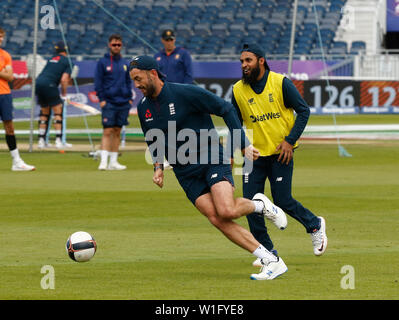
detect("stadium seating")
[0,0,353,58]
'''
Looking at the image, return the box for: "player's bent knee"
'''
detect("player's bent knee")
[215,207,237,220]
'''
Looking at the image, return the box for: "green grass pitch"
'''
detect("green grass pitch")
[1,117,399,300]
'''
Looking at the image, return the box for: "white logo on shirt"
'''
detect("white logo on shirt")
[169,103,175,115]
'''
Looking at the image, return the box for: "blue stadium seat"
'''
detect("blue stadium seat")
[0,0,348,58]
[350,41,366,54]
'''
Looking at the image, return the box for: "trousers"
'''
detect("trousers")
[242,154,320,251]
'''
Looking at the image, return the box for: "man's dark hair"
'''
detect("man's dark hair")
[0,27,6,35]
[109,34,122,43]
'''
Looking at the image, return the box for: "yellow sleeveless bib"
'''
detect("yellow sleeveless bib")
[233,71,298,156]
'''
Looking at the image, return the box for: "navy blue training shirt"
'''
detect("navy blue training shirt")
[138,82,249,177]
[36,55,71,87]
[94,53,132,106]
[154,47,194,84]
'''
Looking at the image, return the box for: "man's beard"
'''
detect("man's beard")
[142,74,156,98]
[144,83,156,98]
[242,63,261,85]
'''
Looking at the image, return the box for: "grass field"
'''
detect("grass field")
[1,115,399,300]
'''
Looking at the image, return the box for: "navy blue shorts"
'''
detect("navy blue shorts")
[0,94,14,121]
[175,164,234,205]
[102,102,130,128]
[35,83,63,107]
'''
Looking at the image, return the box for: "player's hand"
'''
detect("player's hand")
[100,101,107,108]
[276,140,293,165]
[243,144,260,161]
[153,168,164,188]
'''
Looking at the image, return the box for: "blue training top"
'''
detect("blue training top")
[138,82,249,177]
[94,53,132,106]
[154,47,194,84]
[36,55,71,87]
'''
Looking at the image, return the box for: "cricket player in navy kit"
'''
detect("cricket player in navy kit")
[232,44,328,267]
[130,55,289,280]
[35,41,72,150]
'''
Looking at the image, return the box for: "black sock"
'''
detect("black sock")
[5,135,17,151]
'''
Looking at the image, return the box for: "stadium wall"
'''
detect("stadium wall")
[9,59,399,121]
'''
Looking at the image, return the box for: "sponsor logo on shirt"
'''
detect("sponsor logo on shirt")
[50,56,61,63]
[249,112,280,123]
[145,109,153,122]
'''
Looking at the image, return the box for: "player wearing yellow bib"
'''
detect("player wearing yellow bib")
[232,44,328,267]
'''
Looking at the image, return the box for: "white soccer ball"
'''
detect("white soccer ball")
[66,231,97,262]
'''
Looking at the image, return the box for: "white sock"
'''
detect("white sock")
[252,200,265,214]
[252,244,278,263]
[100,150,109,165]
[10,149,21,163]
[109,152,118,164]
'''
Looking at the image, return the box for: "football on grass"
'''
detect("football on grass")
[66,231,97,262]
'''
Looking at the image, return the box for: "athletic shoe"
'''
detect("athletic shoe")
[311,216,328,256]
[38,138,46,149]
[250,257,288,280]
[55,139,64,150]
[252,193,287,230]
[12,160,36,171]
[252,249,278,267]
[98,162,108,171]
[107,162,127,170]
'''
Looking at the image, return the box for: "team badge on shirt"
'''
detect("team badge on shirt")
[248,98,256,105]
[169,103,175,115]
[175,54,180,60]
[269,93,274,102]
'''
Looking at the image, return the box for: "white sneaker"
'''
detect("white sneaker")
[253,249,278,267]
[98,162,108,171]
[311,217,328,256]
[38,138,46,149]
[250,257,288,280]
[252,193,287,230]
[55,139,63,149]
[107,162,127,170]
[12,160,36,171]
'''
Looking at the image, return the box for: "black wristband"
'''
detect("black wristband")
[154,164,164,171]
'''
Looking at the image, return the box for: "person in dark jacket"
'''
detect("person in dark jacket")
[154,29,193,84]
[94,34,132,170]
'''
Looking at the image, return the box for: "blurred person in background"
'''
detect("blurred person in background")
[0,27,35,171]
[35,41,72,150]
[95,34,132,170]
[154,29,194,84]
